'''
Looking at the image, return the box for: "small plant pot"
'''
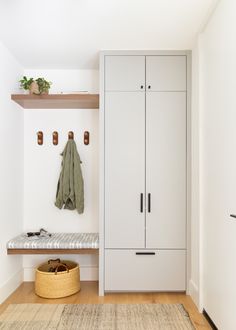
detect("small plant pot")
[29,82,39,95]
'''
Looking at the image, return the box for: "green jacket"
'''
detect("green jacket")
[55,140,84,214]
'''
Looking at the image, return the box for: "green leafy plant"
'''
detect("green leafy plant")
[19,76,52,94]
[35,77,52,94]
[19,76,34,90]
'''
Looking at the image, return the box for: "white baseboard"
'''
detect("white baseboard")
[24,266,99,282]
[0,269,23,304]
[189,279,199,308]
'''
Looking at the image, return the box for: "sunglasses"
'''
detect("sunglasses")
[27,232,41,237]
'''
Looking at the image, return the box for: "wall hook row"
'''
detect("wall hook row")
[37,131,90,146]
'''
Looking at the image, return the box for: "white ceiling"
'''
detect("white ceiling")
[0,0,218,69]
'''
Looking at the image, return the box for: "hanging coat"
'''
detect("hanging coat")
[55,140,84,214]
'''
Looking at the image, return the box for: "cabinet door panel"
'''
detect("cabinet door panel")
[146,92,186,248]
[146,56,186,91]
[105,92,145,248]
[105,249,186,291]
[105,56,145,91]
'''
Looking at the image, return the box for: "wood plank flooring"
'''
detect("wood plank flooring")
[0,281,211,329]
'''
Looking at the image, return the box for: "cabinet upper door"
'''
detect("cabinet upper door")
[105,92,145,248]
[105,56,145,91]
[146,56,186,91]
[146,92,186,249]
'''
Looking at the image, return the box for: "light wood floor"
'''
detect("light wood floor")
[0,281,211,329]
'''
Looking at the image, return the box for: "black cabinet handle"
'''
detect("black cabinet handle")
[148,193,151,213]
[140,85,144,89]
[148,85,151,89]
[140,193,143,213]
[136,252,156,255]
[230,214,236,218]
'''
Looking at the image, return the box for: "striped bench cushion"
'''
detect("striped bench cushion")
[7,233,99,250]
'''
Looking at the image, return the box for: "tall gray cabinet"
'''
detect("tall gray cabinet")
[99,51,190,294]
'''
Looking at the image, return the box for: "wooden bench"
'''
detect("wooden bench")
[7,233,99,255]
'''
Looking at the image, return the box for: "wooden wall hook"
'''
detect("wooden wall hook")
[68,131,74,140]
[37,131,43,145]
[52,131,58,145]
[84,131,90,145]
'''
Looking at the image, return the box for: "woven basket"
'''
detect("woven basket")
[35,259,80,298]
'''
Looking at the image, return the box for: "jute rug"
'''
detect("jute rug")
[0,304,195,329]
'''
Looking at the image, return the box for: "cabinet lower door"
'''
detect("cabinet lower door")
[146,92,186,249]
[105,249,186,291]
[105,92,145,248]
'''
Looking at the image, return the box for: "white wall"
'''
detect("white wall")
[0,41,23,302]
[189,38,201,307]
[196,0,236,328]
[23,69,99,281]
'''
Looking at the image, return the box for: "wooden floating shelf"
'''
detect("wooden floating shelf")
[11,93,99,109]
[7,248,99,255]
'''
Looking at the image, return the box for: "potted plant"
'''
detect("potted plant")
[19,76,52,95]
[35,78,52,95]
[19,76,38,94]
